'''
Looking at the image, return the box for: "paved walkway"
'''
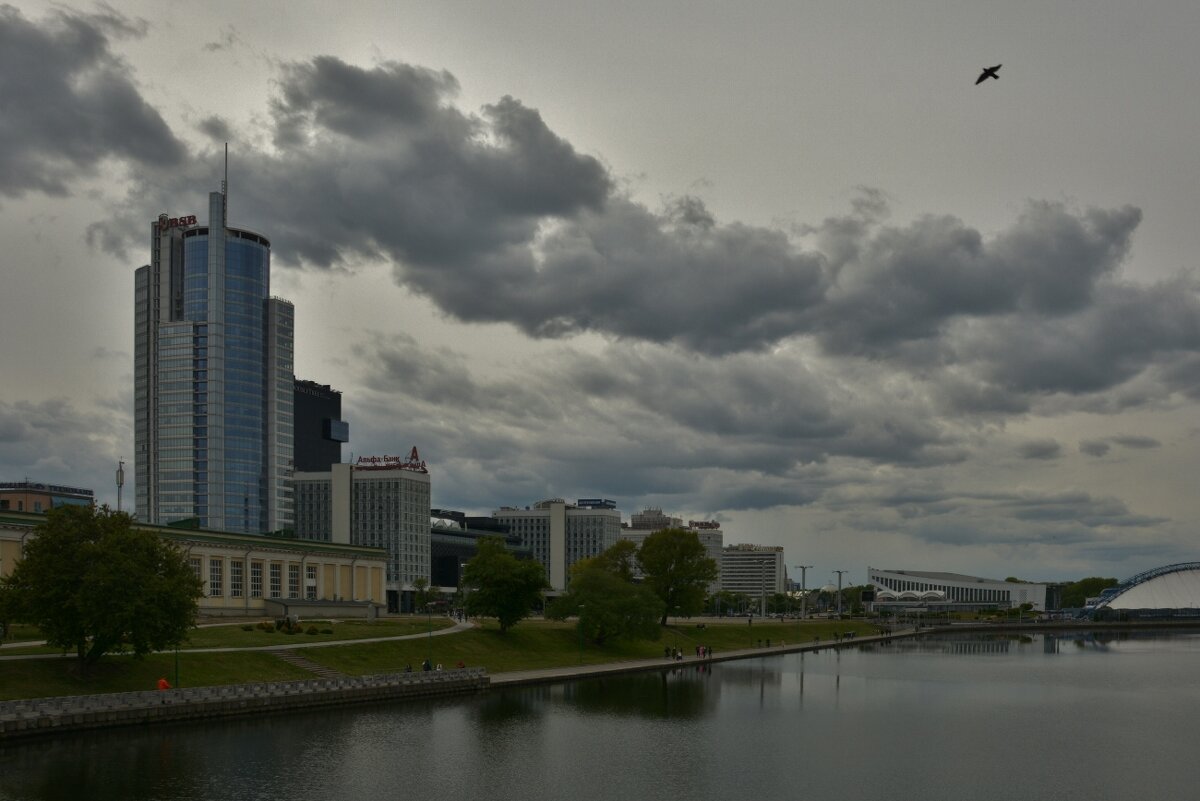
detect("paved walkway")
[491,630,910,687]
[0,619,475,661]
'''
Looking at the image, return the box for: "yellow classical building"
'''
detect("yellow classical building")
[0,510,387,617]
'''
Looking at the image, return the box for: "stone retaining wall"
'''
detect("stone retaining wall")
[0,668,488,741]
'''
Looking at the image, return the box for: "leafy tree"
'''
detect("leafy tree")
[705,590,743,615]
[411,577,435,610]
[548,561,664,645]
[1061,577,1119,608]
[462,537,547,633]
[637,528,718,626]
[590,538,639,582]
[0,505,202,672]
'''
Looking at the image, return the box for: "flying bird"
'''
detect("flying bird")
[975,64,1001,85]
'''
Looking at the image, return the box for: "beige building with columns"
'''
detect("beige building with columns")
[0,510,387,617]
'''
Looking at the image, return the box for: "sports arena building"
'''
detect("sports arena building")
[868,568,1051,612]
[1087,562,1200,619]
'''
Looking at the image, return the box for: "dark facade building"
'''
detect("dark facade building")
[430,509,532,589]
[294,380,349,472]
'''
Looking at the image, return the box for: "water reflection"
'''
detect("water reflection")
[562,667,716,719]
[3,632,1200,801]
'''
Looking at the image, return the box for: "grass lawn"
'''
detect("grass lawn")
[0,617,880,700]
[0,652,310,701]
[301,618,880,676]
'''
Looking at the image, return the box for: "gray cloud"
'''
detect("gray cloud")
[1080,439,1111,457]
[0,4,184,198]
[1018,439,1063,460]
[82,51,1200,425]
[0,397,127,496]
[197,115,233,142]
[1110,434,1161,449]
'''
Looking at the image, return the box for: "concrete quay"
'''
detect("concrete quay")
[491,629,915,687]
[0,628,917,742]
[0,668,488,742]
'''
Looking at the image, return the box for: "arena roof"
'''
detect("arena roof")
[1095,562,1200,610]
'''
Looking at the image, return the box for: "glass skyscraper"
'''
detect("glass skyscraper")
[135,187,294,534]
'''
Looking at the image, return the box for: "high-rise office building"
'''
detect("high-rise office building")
[135,185,294,534]
[294,380,349,472]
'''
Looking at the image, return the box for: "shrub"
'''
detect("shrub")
[241,625,254,632]
[321,628,333,634]
[306,625,320,635]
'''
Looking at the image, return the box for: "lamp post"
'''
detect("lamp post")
[460,561,468,620]
[426,602,432,666]
[794,565,812,620]
[578,604,586,664]
[833,570,847,618]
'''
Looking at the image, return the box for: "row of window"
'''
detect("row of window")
[192,557,322,601]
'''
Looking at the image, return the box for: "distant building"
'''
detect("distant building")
[0,509,387,616]
[429,510,532,589]
[620,509,722,592]
[867,568,1049,612]
[0,481,94,514]
[293,380,349,472]
[721,544,786,610]
[292,449,431,612]
[492,498,622,592]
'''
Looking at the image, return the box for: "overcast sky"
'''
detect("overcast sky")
[3,1,1199,584]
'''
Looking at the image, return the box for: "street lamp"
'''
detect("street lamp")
[460,561,469,620]
[833,570,847,618]
[426,602,432,667]
[794,565,812,620]
[578,604,586,664]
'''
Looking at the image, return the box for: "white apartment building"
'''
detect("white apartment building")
[492,498,622,592]
[721,544,787,609]
[293,450,431,612]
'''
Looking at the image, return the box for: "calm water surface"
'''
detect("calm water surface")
[3,631,1199,801]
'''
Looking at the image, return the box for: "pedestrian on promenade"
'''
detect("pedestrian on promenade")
[422,658,431,672]
[156,677,171,691]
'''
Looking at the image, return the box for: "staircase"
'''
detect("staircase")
[273,650,346,679]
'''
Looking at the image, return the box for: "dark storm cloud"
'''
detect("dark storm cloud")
[1080,439,1111,457]
[0,4,184,198]
[955,278,1200,398]
[812,203,1140,356]
[88,50,1200,400]
[1110,434,1161,449]
[197,116,233,142]
[1018,439,1063,460]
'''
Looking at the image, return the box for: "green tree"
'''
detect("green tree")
[548,563,664,645]
[462,537,547,633]
[546,543,664,645]
[0,505,202,672]
[411,577,435,610]
[637,528,718,626]
[1061,577,1119,608]
[590,538,639,582]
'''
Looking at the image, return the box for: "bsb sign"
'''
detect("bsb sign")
[158,214,198,231]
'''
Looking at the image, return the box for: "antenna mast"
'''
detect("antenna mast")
[221,142,229,225]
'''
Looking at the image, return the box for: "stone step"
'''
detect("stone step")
[273,650,345,679]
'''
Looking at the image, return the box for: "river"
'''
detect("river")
[2,630,1198,800]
